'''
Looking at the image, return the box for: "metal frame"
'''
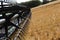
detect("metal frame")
[0,1,31,40]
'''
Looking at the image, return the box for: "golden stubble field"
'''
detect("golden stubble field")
[22,1,60,40]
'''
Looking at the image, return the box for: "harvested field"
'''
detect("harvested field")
[23,1,60,40]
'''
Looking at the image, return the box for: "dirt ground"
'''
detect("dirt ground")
[22,1,60,40]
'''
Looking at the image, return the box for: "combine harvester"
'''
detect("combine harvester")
[0,0,31,40]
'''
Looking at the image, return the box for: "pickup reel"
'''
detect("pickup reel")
[0,1,31,40]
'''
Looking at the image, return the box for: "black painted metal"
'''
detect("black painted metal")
[0,1,31,40]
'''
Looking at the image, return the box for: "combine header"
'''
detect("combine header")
[0,0,31,40]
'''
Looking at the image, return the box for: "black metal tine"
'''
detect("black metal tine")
[17,16,19,26]
[8,13,16,19]
[18,36,21,40]
[9,21,21,29]
[17,10,23,25]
